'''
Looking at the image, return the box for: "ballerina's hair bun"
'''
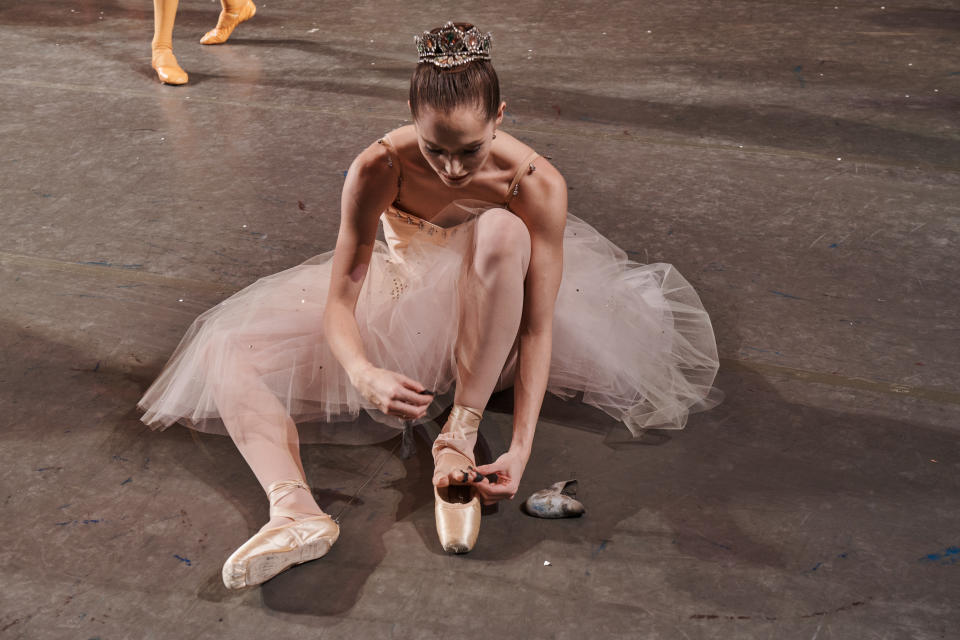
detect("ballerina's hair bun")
[409,22,500,122]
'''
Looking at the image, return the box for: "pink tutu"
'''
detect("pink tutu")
[138,200,720,442]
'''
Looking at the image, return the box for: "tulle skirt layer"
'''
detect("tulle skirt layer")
[138,209,720,442]
[550,216,721,431]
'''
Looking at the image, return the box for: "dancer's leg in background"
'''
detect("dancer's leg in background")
[201,0,257,45]
[151,0,188,84]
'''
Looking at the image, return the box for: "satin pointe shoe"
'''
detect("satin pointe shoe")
[221,479,339,589]
[151,48,188,85]
[523,480,585,518]
[432,405,483,554]
[200,1,256,45]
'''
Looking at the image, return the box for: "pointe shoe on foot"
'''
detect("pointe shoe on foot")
[200,1,256,45]
[151,49,188,85]
[221,479,339,589]
[434,482,481,554]
[432,405,483,554]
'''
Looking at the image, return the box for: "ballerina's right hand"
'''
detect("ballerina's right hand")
[353,364,433,420]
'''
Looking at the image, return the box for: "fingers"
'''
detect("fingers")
[399,374,432,395]
[473,463,498,476]
[458,468,485,484]
[433,466,483,488]
[367,372,433,418]
[398,374,423,392]
[396,385,433,408]
[384,399,428,420]
[474,479,516,503]
[379,374,432,412]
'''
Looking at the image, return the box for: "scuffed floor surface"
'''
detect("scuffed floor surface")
[1,1,958,638]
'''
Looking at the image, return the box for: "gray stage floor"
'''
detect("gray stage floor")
[2,1,959,638]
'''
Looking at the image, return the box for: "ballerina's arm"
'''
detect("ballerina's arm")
[324,142,433,419]
[474,161,568,503]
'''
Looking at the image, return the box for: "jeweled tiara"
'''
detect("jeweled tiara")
[415,22,492,69]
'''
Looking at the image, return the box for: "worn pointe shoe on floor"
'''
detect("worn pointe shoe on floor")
[432,405,483,554]
[523,480,585,518]
[221,479,339,589]
[200,1,256,45]
[151,48,188,85]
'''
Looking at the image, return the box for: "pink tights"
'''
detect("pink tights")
[216,208,531,527]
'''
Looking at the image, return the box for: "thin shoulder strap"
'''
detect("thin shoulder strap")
[504,151,541,206]
[377,133,404,185]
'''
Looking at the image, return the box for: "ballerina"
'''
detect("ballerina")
[151,0,257,85]
[139,21,720,588]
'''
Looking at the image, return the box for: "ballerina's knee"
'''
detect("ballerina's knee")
[473,208,531,276]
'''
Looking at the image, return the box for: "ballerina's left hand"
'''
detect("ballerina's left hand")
[473,449,528,506]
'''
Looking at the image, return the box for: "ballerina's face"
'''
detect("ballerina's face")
[414,103,504,189]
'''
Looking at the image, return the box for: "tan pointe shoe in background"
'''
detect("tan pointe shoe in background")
[221,479,339,589]
[200,1,256,45]
[432,405,483,554]
[151,48,188,85]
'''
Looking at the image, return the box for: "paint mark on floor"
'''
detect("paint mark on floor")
[591,539,611,558]
[69,361,101,373]
[770,290,804,300]
[55,519,102,526]
[691,600,867,622]
[810,551,849,572]
[793,65,806,87]
[173,554,192,566]
[698,536,732,551]
[800,601,866,618]
[121,477,132,485]
[82,261,144,270]
[920,546,959,565]
[691,613,763,621]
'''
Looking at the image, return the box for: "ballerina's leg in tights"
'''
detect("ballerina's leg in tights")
[213,335,341,589]
[432,210,531,491]
[212,337,325,532]
[214,210,531,531]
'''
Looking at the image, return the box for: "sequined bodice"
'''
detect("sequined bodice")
[380,205,464,262]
